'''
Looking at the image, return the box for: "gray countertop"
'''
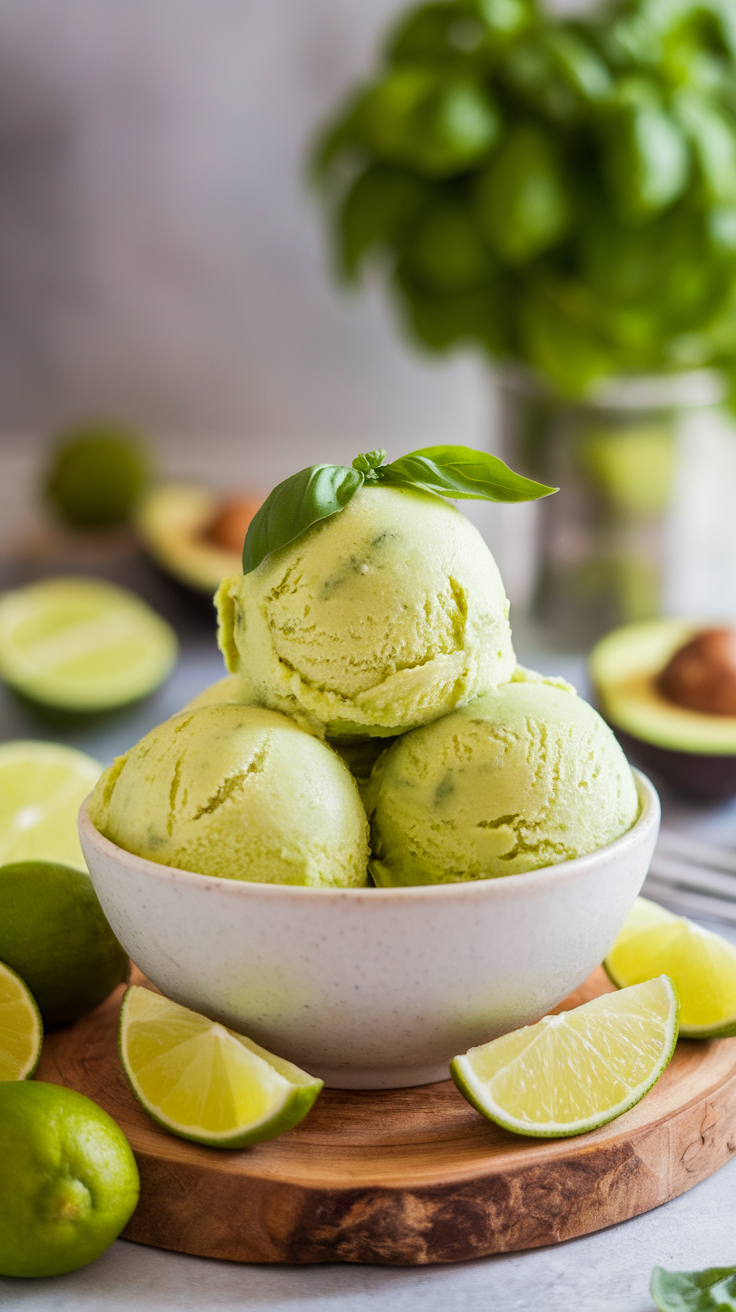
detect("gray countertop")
[2,554,736,1312]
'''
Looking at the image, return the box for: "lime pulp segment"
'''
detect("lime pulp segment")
[0,740,101,870]
[606,896,736,1038]
[0,576,178,711]
[451,975,679,1138]
[119,986,323,1148]
[0,961,42,1080]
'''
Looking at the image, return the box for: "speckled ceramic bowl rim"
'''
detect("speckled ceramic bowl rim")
[78,768,658,904]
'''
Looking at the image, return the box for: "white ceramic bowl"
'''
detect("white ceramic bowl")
[80,770,659,1090]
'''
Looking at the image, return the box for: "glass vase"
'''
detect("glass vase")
[496,367,729,650]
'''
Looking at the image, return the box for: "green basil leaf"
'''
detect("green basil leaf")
[242,464,364,574]
[651,1264,736,1311]
[473,125,571,265]
[338,165,432,280]
[382,445,556,501]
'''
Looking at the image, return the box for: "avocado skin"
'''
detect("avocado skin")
[613,728,736,801]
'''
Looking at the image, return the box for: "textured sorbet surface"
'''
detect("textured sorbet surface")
[89,703,369,887]
[366,677,639,886]
[215,485,515,738]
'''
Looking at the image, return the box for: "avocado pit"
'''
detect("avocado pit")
[202,497,262,555]
[658,629,736,716]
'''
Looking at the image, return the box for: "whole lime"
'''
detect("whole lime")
[0,1081,139,1277]
[45,423,151,528]
[0,862,129,1028]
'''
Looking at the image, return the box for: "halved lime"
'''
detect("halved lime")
[450,976,679,1138]
[606,896,736,1038]
[0,740,101,870]
[0,961,42,1080]
[119,986,323,1148]
[0,576,178,711]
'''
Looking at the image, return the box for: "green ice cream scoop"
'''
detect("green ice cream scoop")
[366,675,639,886]
[215,484,515,739]
[89,703,369,887]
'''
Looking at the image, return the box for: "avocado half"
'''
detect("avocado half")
[136,484,250,596]
[590,618,736,800]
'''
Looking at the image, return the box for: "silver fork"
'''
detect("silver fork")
[643,829,736,926]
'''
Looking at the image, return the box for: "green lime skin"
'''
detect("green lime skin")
[0,862,129,1028]
[45,424,151,528]
[0,1081,139,1277]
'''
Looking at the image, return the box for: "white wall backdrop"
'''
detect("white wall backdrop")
[0,0,491,453]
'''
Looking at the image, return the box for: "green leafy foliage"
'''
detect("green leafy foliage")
[651,1264,736,1310]
[242,446,554,573]
[474,125,571,263]
[313,0,736,397]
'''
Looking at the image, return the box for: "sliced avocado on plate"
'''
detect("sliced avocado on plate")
[136,484,261,597]
[590,618,736,799]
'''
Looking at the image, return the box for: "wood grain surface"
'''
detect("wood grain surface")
[37,967,736,1266]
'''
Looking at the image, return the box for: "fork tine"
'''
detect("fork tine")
[648,855,736,902]
[641,876,736,927]
[655,830,736,874]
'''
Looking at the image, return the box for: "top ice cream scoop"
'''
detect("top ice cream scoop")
[365,672,639,886]
[215,484,515,739]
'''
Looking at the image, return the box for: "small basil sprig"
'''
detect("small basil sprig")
[242,445,555,574]
[651,1264,736,1311]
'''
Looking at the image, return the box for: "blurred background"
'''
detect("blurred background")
[0,0,735,786]
[0,0,489,520]
[0,0,734,627]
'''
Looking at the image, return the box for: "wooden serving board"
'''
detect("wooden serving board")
[37,967,736,1266]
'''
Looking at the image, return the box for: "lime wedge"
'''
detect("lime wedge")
[119,986,323,1148]
[0,961,42,1080]
[450,976,679,1138]
[0,577,178,711]
[0,741,101,870]
[606,896,736,1038]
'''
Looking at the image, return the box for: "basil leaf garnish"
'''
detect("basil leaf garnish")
[242,445,556,574]
[652,1265,736,1311]
[242,463,364,575]
[383,445,557,502]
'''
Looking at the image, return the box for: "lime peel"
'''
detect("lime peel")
[0,961,42,1081]
[450,976,679,1138]
[605,896,736,1038]
[0,1080,139,1277]
[119,986,323,1149]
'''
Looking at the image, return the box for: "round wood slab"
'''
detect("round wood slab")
[37,967,736,1266]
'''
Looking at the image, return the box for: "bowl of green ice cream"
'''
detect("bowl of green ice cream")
[80,689,658,1090]
[80,446,657,1089]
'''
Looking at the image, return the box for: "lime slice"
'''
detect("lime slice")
[119,986,323,1148]
[0,740,101,870]
[0,577,178,711]
[0,961,42,1080]
[450,976,679,1138]
[606,896,736,1038]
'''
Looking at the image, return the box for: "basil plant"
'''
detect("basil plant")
[313,0,736,400]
